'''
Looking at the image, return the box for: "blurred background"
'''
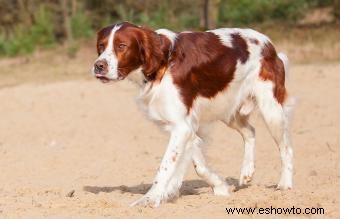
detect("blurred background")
[0,0,339,85]
[0,1,339,51]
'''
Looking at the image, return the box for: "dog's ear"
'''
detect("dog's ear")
[138,27,164,78]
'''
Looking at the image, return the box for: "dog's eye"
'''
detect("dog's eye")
[98,43,105,53]
[118,43,127,51]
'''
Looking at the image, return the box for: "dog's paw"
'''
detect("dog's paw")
[130,194,161,208]
[239,163,255,185]
[277,174,293,190]
[276,184,292,190]
[130,188,179,207]
[277,180,292,190]
[213,182,232,196]
[130,188,165,208]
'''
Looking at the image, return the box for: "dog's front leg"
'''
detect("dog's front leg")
[130,123,193,207]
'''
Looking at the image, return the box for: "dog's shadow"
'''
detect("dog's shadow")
[83,177,248,196]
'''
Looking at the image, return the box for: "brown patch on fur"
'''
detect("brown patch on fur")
[231,33,250,64]
[135,26,167,79]
[158,34,172,61]
[260,42,286,104]
[172,155,177,162]
[170,32,249,111]
[155,66,168,82]
[172,152,178,162]
[152,34,172,82]
[113,23,144,78]
[96,25,114,55]
[249,38,259,45]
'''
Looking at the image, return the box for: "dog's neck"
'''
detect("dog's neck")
[126,60,169,85]
[126,67,146,87]
[127,30,176,88]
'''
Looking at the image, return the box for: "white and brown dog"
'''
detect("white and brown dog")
[91,22,294,207]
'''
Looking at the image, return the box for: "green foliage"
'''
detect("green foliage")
[116,4,135,23]
[114,1,200,30]
[219,0,309,25]
[67,42,79,58]
[177,14,200,30]
[71,11,93,39]
[136,4,169,28]
[0,4,94,56]
[0,0,338,57]
[0,27,34,56]
[30,6,56,47]
[0,6,55,56]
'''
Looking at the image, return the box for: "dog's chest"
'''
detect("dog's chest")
[137,75,186,128]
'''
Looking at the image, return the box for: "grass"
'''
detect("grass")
[0,5,93,57]
[0,6,56,56]
[219,0,309,25]
[1,0,338,57]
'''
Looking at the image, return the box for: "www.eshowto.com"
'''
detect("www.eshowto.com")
[226,206,325,215]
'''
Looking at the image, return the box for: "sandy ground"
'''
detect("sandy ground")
[0,49,339,218]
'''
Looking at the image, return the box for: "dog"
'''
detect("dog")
[91,22,294,207]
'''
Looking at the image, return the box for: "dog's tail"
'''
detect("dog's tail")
[277,52,295,128]
[278,52,289,81]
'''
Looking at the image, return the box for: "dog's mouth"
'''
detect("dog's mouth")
[95,74,111,83]
[94,71,126,83]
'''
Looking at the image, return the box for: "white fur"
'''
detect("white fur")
[125,67,145,86]
[156,29,177,46]
[131,72,192,206]
[101,27,294,207]
[278,52,289,80]
[208,28,271,48]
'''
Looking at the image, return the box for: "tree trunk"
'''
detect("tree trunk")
[60,0,73,43]
[202,0,221,29]
[17,0,32,27]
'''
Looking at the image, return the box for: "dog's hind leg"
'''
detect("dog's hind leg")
[224,113,256,186]
[254,79,294,190]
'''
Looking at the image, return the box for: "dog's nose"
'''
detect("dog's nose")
[94,60,108,74]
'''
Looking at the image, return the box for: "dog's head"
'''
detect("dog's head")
[92,22,169,83]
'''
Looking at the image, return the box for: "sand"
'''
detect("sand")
[0,53,339,218]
